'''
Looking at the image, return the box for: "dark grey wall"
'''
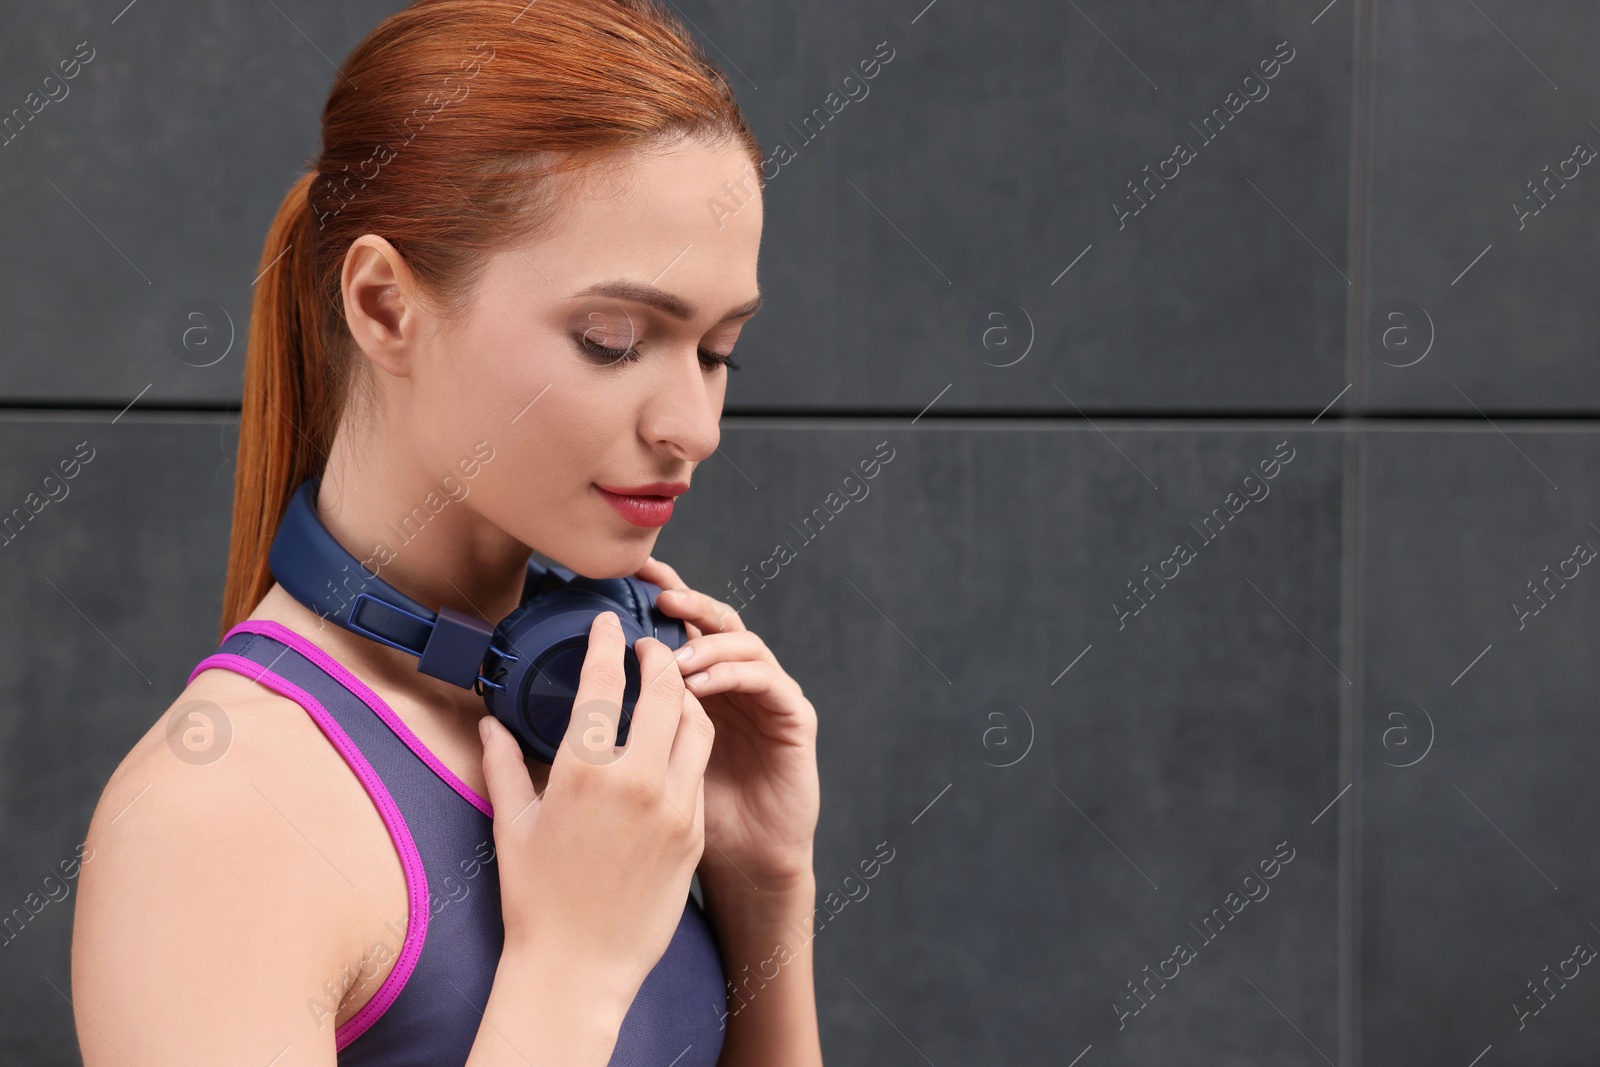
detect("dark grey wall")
[0,0,1595,1063]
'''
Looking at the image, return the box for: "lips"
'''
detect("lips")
[594,481,688,528]
[597,481,690,497]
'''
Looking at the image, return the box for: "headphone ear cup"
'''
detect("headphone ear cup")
[562,575,687,647]
[628,576,687,648]
[482,591,651,765]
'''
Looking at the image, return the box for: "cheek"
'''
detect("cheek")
[471,327,568,426]
[462,392,604,543]
[517,396,608,481]
[489,358,633,499]
[407,327,521,466]
[446,324,591,452]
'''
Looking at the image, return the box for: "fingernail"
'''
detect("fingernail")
[598,610,620,628]
[478,717,491,741]
[674,644,695,664]
[686,671,710,686]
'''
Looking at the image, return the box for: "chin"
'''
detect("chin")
[556,537,657,580]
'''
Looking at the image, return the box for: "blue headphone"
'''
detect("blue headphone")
[267,476,687,764]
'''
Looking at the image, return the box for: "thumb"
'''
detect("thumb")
[479,715,539,826]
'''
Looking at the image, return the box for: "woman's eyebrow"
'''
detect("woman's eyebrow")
[569,280,762,323]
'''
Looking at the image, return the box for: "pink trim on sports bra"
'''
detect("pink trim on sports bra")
[221,619,495,819]
[186,651,429,1051]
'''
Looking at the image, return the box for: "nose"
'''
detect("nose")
[638,349,722,463]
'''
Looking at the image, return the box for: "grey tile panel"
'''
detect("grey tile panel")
[1362,1,1600,413]
[0,1,1353,413]
[1360,427,1600,1064]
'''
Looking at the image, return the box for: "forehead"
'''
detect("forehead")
[502,136,763,309]
[558,138,760,242]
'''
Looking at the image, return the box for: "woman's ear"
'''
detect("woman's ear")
[342,233,421,379]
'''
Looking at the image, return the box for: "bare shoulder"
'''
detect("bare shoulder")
[72,666,402,1064]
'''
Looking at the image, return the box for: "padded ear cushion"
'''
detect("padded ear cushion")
[565,576,647,629]
[607,576,688,646]
[486,570,689,764]
[485,587,653,764]
[563,576,687,647]
[630,577,688,646]
[522,567,684,642]
[519,560,570,605]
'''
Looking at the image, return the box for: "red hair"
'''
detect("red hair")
[220,0,762,637]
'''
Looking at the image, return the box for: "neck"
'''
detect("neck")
[317,420,531,626]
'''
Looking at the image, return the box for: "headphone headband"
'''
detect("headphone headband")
[266,476,687,763]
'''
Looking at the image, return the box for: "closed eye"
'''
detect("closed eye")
[575,333,740,372]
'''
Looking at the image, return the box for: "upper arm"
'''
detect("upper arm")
[71,727,353,1066]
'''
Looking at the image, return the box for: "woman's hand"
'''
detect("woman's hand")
[479,612,716,1017]
[633,556,820,896]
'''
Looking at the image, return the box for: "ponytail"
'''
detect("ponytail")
[218,171,339,637]
[216,0,762,639]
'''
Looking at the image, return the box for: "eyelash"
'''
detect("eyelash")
[576,333,741,372]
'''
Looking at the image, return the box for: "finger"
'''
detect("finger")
[634,555,689,591]
[665,686,715,818]
[684,778,708,877]
[479,715,540,826]
[656,585,745,634]
[693,776,705,842]
[672,630,777,674]
[623,635,687,783]
[683,659,799,704]
[636,556,732,628]
[635,558,708,640]
[561,610,629,770]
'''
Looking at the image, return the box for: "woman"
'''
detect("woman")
[70,1,822,1063]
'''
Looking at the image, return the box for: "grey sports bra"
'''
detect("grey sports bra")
[189,618,729,1065]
